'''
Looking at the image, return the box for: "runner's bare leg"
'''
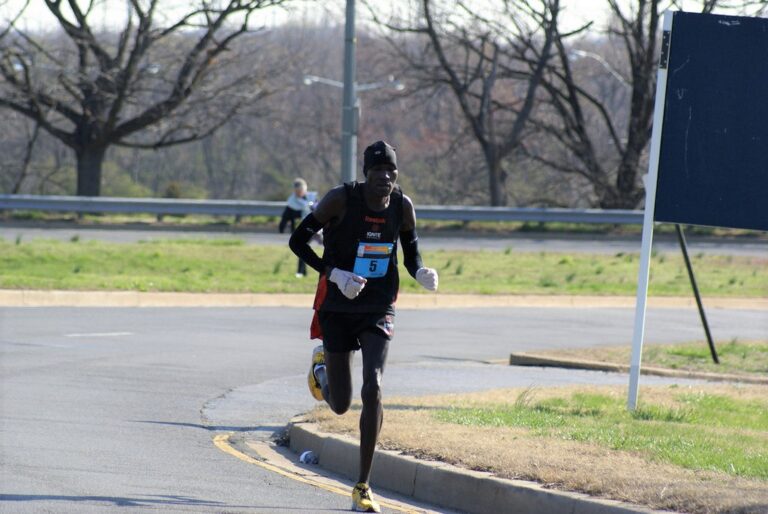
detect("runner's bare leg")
[322,349,354,415]
[357,332,389,484]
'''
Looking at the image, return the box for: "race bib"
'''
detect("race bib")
[353,242,394,278]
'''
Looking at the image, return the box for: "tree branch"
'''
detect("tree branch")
[0,97,75,145]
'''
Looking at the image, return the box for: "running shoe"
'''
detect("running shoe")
[351,482,381,513]
[307,345,325,401]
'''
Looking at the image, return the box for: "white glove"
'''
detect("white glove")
[415,267,438,292]
[329,268,367,300]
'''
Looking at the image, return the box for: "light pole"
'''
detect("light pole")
[341,0,357,184]
[303,0,405,184]
[302,70,404,184]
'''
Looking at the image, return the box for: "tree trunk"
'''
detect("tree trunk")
[598,186,643,210]
[484,146,506,206]
[76,146,107,196]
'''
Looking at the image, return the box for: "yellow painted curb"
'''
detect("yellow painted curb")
[213,433,420,514]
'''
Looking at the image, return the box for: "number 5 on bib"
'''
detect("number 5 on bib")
[353,242,394,278]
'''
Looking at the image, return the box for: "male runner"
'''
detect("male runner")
[289,140,438,512]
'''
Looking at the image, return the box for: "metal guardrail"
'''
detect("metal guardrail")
[416,205,642,224]
[0,194,286,217]
[0,194,644,225]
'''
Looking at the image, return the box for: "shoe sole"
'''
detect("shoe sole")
[351,502,379,513]
[307,367,323,401]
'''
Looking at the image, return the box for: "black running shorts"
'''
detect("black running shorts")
[318,311,395,353]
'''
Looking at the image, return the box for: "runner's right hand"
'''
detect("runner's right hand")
[415,267,439,291]
[328,268,367,299]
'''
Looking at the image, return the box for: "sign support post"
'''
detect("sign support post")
[674,224,719,363]
[628,11,673,410]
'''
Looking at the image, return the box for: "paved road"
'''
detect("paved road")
[2,223,766,256]
[2,305,765,513]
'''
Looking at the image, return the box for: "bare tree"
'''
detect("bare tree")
[0,0,285,196]
[524,0,661,208]
[528,0,767,209]
[0,115,40,194]
[369,0,561,206]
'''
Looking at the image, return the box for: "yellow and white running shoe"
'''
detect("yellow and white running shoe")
[307,345,325,401]
[351,482,381,513]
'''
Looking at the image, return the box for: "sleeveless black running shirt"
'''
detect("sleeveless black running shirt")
[320,181,403,313]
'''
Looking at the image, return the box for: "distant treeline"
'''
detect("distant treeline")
[1,1,762,207]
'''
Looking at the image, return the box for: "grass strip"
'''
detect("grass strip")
[0,238,766,296]
[435,388,768,479]
[310,384,768,514]
[533,339,768,376]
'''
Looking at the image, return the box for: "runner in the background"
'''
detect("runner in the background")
[280,178,314,277]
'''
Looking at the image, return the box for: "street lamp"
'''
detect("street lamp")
[356,75,405,92]
[303,0,405,184]
[302,70,405,184]
[303,74,404,92]
[570,49,630,89]
[303,75,343,88]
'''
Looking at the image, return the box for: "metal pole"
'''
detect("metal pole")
[340,0,357,184]
[628,11,674,411]
[675,224,719,364]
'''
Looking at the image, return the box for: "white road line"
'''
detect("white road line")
[64,332,133,338]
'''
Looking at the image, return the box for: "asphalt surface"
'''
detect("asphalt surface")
[2,306,766,513]
[2,223,767,256]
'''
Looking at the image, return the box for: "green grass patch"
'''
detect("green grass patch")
[545,339,768,376]
[394,247,766,297]
[435,389,768,479]
[659,339,768,375]
[0,238,765,296]
[0,238,307,293]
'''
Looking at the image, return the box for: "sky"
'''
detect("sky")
[1,0,617,33]
[3,0,761,44]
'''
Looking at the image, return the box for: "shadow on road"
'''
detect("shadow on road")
[0,494,341,511]
[418,355,502,365]
[132,420,282,434]
[0,494,226,508]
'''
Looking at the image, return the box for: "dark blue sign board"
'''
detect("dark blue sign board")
[629,11,767,410]
[654,12,768,232]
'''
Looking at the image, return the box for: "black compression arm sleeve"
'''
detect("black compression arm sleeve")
[289,214,326,274]
[400,229,423,279]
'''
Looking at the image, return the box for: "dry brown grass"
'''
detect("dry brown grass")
[308,384,768,514]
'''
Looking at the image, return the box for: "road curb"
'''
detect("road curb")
[287,420,670,514]
[508,353,768,385]
[0,289,316,308]
[1,289,766,310]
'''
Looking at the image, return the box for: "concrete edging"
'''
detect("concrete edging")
[288,421,668,514]
[1,289,766,310]
[508,353,768,385]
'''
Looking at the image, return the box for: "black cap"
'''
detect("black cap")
[363,141,397,176]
